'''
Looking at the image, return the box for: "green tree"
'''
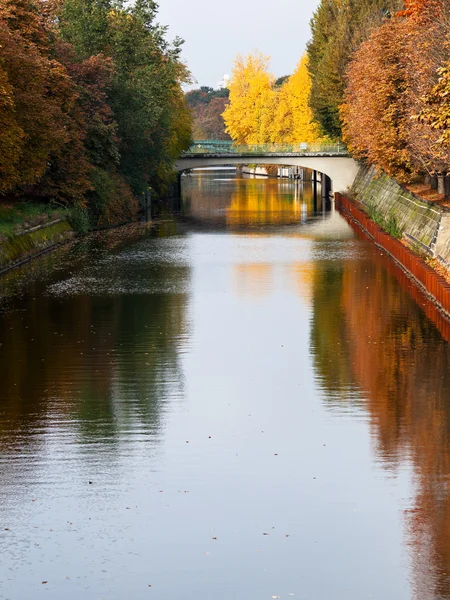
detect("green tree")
[307,0,402,139]
[57,0,192,196]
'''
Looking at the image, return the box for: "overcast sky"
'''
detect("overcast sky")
[156,0,321,89]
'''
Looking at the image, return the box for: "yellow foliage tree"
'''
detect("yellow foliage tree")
[222,52,275,144]
[223,52,323,145]
[270,55,322,144]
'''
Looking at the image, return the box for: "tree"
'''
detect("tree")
[341,0,450,182]
[185,87,230,140]
[307,0,403,139]
[222,52,275,145]
[0,61,24,194]
[270,54,321,144]
[341,19,413,180]
[56,0,193,195]
[0,0,91,200]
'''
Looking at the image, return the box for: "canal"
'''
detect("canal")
[1,170,450,600]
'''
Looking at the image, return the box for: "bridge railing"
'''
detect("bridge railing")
[185,140,348,155]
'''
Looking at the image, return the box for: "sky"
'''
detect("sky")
[156,0,321,89]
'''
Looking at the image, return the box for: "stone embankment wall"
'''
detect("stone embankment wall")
[0,219,73,274]
[336,192,450,321]
[351,165,450,267]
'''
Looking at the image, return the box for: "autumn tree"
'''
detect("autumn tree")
[341,0,450,184]
[186,87,230,140]
[270,54,321,144]
[341,19,413,180]
[307,0,403,139]
[0,0,91,201]
[222,52,275,145]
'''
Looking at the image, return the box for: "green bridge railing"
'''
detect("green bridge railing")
[185,140,348,155]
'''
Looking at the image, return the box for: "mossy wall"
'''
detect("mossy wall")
[0,220,73,272]
[351,165,444,254]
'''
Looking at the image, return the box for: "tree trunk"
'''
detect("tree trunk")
[431,175,438,190]
[445,175,450,200]
[438,174,446,196]
[424,174,431,186]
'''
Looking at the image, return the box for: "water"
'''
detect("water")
[1,170,450,600]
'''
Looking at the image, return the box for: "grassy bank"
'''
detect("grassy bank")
[0,201,68,241]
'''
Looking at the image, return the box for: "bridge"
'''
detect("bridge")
[175,141,359,193]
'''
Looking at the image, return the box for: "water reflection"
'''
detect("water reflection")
[3,171,450,599]
[182,170,325,228]
[0,228,191,500]
[311,238,450,599]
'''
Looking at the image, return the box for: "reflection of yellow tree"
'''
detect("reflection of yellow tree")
[233,261,316,302]
[182,173,318,229]
[233,263,273,298]
[288,262,315,304]
[226,178,313,227]
[312,251,450,600]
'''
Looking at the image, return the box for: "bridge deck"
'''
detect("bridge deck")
[180,152,351,159]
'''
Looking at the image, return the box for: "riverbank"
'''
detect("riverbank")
[335,191,450,320]
[0,200,152,276]
[0,202,75,274]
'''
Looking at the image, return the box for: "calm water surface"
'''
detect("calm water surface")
[1,171,450,600]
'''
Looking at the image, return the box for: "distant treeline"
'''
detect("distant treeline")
[0,0,192,228]
[185,87,231,141]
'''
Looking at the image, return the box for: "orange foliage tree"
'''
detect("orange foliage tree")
[342,0,450,183]
[0,0,91,201]
[341,19,413,181]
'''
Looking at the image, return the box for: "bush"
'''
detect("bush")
[68,204,91,236]
[88,168,139,228]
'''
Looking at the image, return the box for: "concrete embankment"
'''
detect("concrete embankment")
[336,185,450,319]
[350,165,450,265]
[0,219,74,274]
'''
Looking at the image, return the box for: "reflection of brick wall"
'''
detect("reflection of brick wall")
[336,192,450,320]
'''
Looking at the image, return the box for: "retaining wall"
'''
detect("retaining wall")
[0,219,74,273]
[336,192,450,319]
[351,165,450,263]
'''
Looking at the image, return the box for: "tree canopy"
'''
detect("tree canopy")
[307,0,403,139]
[0,0,192,226]
[223,51,323,145]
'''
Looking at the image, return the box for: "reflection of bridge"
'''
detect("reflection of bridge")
[175,141,359,193]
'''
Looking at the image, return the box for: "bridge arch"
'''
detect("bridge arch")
[174,154,359,194]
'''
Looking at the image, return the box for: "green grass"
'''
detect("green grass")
[366,205,404,239]
[0,201,67,240]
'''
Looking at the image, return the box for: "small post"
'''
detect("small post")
[438,173,446,196]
